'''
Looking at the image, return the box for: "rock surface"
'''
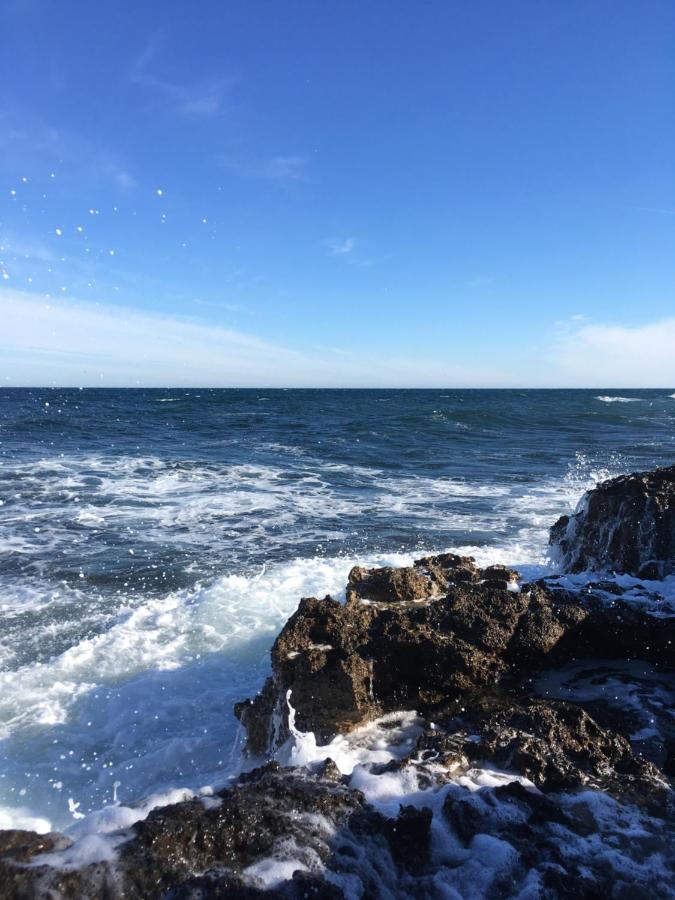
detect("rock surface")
[236,556,675,754]
[550,463,675,578]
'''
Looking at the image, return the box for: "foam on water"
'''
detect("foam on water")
[595,395,643,403]
[0,551,424,831]
[0,446,632,833]
[0,450,617,573]
[1,382,672,882]
[252,694,672,897]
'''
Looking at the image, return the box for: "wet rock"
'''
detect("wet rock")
[346,553,511,605]
[0,829,71,862]
[0,764,364,900]
[234,674,279,757]
[347,564,438,603]
[121,764,360,895]
[316,757,345,783]
[441,777,675,898]
[236,557,674,752]
[380,805,432,872]
[460,699,668,808]
[550,463,675,577]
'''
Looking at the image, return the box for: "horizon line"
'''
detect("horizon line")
[2,385,674,392]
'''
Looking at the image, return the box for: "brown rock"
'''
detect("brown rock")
[550,463,675,577]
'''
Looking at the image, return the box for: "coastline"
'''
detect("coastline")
[1,463,674,897]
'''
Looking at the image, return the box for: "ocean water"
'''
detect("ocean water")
[0,387,674,833]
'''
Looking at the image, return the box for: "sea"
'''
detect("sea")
[1,387,674,834]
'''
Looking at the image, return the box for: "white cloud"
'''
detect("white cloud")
[0,234,57,264]
[326,238,355,256]
[2,289,673,388]
[467,275,497,289]
[632,206,675,217]
[0,288,510,387]
[219,154,309,181]
[130,37,232,119]
[550,317,675,386]
[0,113,135,189]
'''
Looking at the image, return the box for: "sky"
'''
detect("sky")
[0,0,674,387]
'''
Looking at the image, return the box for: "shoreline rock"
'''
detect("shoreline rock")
[550,463,675,578]
[235,558,674,756]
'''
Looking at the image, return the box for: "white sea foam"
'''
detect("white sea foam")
[0,450,612,570]
[0,551,424,831]
[259,694,670,896]
[0,449,631,836]
[544,571,675,618]
[595,395,642,403]
[0,806,51,834]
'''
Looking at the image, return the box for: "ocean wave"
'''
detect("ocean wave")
[0,551,420,830]
[0,445,631,833]
[595,395,642,403]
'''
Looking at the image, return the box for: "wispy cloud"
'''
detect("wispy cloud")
[0,288,513,387]
[467,275,497,289]
[631,206,675,217]
[0,112,135,189]
[191,297,247,314]
[130,37,233,119]
[0,233,57,266]
[4,289,672,388]
[326,238,356,256]
[219,154,309,182]
[324,237,386,269]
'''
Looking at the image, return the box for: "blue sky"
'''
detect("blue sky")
[1,0,674,387]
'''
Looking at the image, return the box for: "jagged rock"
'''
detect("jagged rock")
[0,764,365,899]
[345,553,517,605]
[236,556,675,752]
[459,699,668,808]
[234,676,279,758]
[550,464,675,578]
[0,829,71,862]
[347,564,438,603]
[379,805,433,872]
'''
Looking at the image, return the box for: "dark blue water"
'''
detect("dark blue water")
[0,387,673,830]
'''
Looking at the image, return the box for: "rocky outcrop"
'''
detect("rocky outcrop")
[235,555,675,754]
[2,704,672,899]
[457,699,668,807]
[550,463,675,578]
[0,764,363,899]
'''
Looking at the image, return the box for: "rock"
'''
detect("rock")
[441,778,674,897]
[347,564,438,603]
[236,556,675,753]
[346,553,515,605]
[379,805,433,871]
[119,764,361,899]
[234,675,279,758]
[550,464,675,577]
[459,699,668,808]
[0,829,71,862]
[0,764,366,899]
